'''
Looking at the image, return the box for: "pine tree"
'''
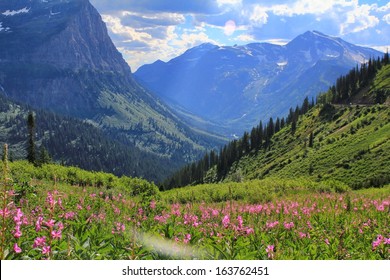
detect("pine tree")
[309,132,314,148]
[27,112,36,164]
[291,119,297,135]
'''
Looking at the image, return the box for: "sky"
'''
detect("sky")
[89,0,390,71]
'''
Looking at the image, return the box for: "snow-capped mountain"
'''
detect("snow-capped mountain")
[135,31,382,134]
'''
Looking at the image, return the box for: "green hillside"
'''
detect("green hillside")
[232,102,389,188]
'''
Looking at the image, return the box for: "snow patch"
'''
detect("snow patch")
[50,10,61,16]
[2,7,30,16]
[277,61,288,67]
[0,22,10,32]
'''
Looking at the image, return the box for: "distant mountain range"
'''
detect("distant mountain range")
[0,0,224,181]
[135,31,382,135]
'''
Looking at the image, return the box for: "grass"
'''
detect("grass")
[1,157,388,260]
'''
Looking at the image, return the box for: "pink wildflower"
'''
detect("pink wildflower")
[150,200,156,209]
[237,216,244,230]
[283,221,294,230]
[51,230,62,239]
[266,245,275,259]
[35,216,44,232]
[0,207,11,218]
[324,238,330,245]
[64,212,76,220]
[298,232,307,239]
[42,246,51,255]
[33,236,47,248]
[372,235,384,250]
[376,205,385,211]
[111,222,125,234]
[57,222,64,231]
[13,243,22,254]
[13,228,22,239]
[266,221,279,229]
[44,219,55,228]
[183,234,191,244]
[46,192,55,208]
[171,204,181,216]
[211,209,219,217]
[222,215,230,228]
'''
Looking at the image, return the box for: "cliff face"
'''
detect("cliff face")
[32,0,130,73]
[0,0,131,115]
[1,0,127,72]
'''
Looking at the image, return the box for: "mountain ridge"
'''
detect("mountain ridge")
[135,31,382,135]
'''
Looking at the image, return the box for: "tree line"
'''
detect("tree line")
[318,52,389,105]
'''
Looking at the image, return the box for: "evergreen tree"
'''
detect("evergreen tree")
[291,119,297,135]
[275,117,281,134]
[37,146,51,166]
[301,96,310,114]
[242,132,250,154]
[27,112,36,164]
[280,118,285,129]
[309,132,314,148]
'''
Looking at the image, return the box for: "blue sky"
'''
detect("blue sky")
[90,0,390,71]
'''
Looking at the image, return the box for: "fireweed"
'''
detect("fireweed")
[0,154,389,260]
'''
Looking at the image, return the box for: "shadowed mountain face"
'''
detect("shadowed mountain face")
[0,0,223,164]
[135,31,382,135]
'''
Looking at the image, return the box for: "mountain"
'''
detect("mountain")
[163,55,390,190]
[135,31,383,135]
[0,0,225,174]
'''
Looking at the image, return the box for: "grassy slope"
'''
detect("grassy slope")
[215,65,390,189]
[234,104,390,188]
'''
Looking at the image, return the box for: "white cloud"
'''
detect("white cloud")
[249,5,269,26]
[268,0,354,17]
[374,2,390,12]
[102,12,220,70]
[235,33,255,42]
[383,14,390,24]
[102,14,152,42]
[340,4,379,35]
[217,0,242,7]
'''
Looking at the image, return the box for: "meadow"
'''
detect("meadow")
[1,159,389,260]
